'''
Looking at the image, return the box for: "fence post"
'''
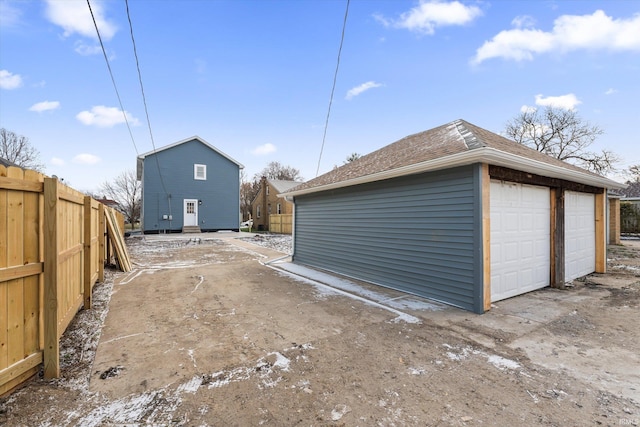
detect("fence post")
[83,196,92,309]
[98,203,105,283]
[43,178,60,379]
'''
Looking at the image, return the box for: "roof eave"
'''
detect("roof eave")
[137,135,245,169]
[281,148,625,198]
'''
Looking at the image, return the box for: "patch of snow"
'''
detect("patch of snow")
[408,367,426,375]
[238,234,293,254]
[331,404,351,421]
[487,355,521,371]
[177,375,202,394]
[612,264,640,272]
[267,352,291,371]
[443,344,523,372]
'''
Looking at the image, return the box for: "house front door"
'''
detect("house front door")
[184,199,198,226]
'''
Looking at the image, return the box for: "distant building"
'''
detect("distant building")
[250,177,299,231]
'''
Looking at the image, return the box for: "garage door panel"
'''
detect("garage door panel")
[491,180,550,302]
[565,191,595,281]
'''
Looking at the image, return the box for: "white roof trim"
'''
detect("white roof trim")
[137,135,244,168]
[281,147,625,198]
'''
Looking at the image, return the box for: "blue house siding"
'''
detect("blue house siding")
[140,139,240,233]
[293,165,483,312]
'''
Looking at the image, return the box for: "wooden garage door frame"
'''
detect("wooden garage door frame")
[489,180,551,302]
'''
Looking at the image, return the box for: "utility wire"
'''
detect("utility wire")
[86,0,139,156]
[124,0,170,199]
[316,0,350,177]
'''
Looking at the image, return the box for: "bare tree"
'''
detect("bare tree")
[0,128,45,172]
[98,170,141,225]
[504,107,617,175]
[254,161,303,182]
[240,169,254,221]
[626,164,640,184]
[344,152,362,164]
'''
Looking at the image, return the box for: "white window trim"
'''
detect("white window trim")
[277,203,282,214]
[194,164,207,180]
[257,205,261,218]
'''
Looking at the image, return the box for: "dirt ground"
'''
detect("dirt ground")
[1,233,639,426]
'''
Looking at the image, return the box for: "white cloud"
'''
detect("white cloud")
[0,1,22,28]
[605,88,618,95]
[534,93,581,110]
[72,153,101,165]
[473,10,640,64]
[44,0,117,40]
[50,157,65,166]
[0,69,23,89]
[511,15,536,29]
[376,0,482,35]
[346,81,383,100]
[29,101,60,112]
[76,106,139,127]
[250,143,277,156]
[520,105,537,114]
[74,40,102,56]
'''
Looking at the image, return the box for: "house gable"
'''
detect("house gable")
[138,137,242,233]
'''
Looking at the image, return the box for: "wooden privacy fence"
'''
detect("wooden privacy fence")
[621,202,640,234]
[0,165,127,394]
[269,214,293,234]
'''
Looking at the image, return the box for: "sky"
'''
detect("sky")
[1,0,639,193]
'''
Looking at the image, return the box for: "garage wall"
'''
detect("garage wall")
[293,165,483,312]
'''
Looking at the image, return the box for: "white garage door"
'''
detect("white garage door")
[490,180,550,302]
[565,191,595,281]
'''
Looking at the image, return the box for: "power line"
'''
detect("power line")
[86,0,139,156]
[316,0,350,177]
[124,0,170,199]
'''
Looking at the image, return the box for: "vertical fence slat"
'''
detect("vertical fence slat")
[23,170,41,356]
[6,167,24,367]
[98,203,105,282]
[0,167,8,368]
[43,178,59,379]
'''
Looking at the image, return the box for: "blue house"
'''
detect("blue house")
[136,136,243,234]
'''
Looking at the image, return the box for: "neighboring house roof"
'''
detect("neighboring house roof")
[282,119,625,197]
[95,198,121,209]
[269,179,300,194]
[0,157,20,168]
[136,136,244,179]
[250,178,301,206]
[620,181,640,199]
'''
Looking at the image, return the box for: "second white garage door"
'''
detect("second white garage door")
[490,180,550,302]
[565,191,595,281]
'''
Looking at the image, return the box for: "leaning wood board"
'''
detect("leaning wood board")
[104,208,132,272]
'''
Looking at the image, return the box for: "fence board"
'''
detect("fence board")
[269,214,293,234]
[0,169,6,369]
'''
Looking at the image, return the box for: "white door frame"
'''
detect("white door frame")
[183,199,198,227]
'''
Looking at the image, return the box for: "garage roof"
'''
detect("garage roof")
[282,119,625,197]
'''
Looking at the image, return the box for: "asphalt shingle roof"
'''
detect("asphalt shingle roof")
[285,119,615,195]
[620,181,640,198]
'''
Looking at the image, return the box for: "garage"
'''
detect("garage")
[490,180,550,302]
[565,191,596,281]
[282,119,623,313]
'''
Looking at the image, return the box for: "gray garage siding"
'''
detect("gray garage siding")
[293,165,483,312]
